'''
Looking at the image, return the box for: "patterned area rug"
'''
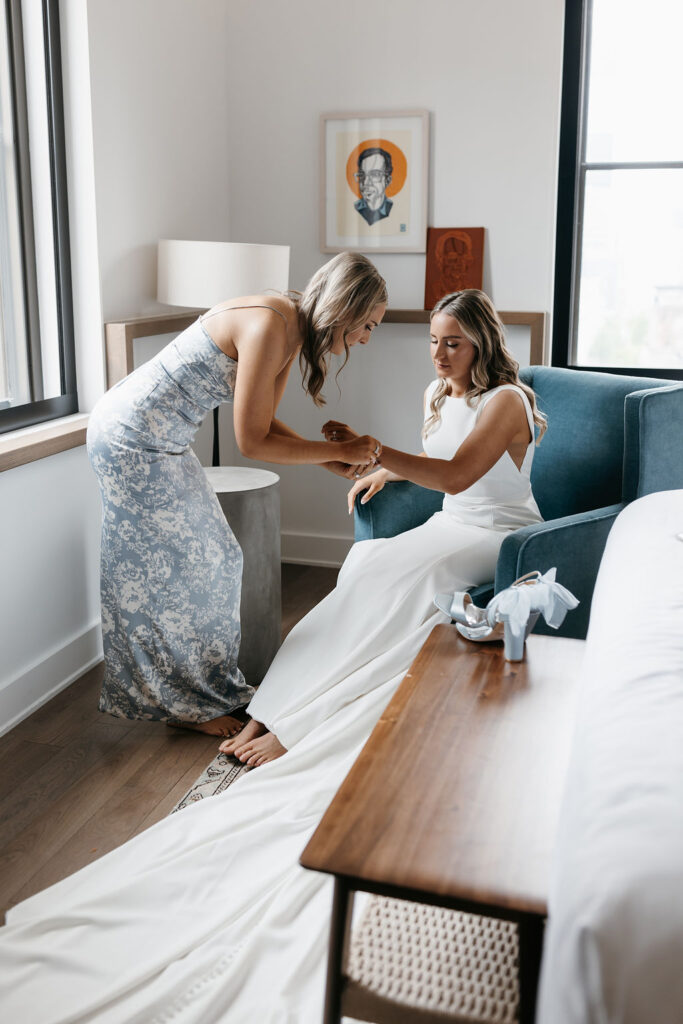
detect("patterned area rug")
[172,752,251,813]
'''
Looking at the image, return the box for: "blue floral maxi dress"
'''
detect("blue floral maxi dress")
[86,318,256,723]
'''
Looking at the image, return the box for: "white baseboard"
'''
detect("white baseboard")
[0,620,103,737]
[280,530,353,568]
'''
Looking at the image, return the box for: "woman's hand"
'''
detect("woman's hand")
[321,420,358,443]
[322,422,381,475]
[325,461,368,479]
[340,434,382,472]
[347,469,389,514]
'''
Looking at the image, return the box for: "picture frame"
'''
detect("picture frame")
[320,109,429,254]
[424,227,485,309]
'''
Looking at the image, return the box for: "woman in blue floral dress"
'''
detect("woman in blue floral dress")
[87,252,387,736]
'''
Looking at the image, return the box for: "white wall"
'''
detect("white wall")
[86,0,238,469]
[0,449,102,732]
[86,0,233,322]
[225,0,564,309]
[220,0,566,561]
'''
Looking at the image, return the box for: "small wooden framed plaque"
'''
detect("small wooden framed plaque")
[424,227,485,309]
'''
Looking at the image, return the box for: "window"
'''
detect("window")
[552,0,683,379]
[0,0,76,434]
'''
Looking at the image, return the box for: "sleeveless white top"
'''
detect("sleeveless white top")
[422,381,543,531]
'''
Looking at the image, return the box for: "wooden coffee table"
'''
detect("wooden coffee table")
[300,625,584,1024]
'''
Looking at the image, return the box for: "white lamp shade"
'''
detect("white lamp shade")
[157,239,290,308]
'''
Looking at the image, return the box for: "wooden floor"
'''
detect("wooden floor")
[0,563,338,920]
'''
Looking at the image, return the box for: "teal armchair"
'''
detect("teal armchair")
[354,367,683,638]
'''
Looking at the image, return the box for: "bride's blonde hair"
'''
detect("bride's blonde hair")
[293,252,387,406]
[423,290,547,441]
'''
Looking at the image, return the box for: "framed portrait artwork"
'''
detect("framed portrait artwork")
[320,110,429,254]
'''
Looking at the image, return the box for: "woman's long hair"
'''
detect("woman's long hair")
[423,289,547,441]
[293,252,387,406]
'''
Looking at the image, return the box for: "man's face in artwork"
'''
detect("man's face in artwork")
[356,154,390,211]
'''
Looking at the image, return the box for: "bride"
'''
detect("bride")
[0,290,546,1023]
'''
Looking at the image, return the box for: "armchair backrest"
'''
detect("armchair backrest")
[519,366,679,521]
[623,384,683,501]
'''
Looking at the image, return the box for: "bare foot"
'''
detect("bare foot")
[219,718,267,755]
[167,714,243,738]
[234,731,287,767]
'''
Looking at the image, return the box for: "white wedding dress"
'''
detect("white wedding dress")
[0,383,542,1023]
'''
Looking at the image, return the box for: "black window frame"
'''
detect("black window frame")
[0,0,77,435]
[552,0,683,382]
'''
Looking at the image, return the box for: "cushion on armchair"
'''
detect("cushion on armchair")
[518,366,674,520]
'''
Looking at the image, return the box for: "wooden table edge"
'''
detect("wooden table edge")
[300,625,584,917]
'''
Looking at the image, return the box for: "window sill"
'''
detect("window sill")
[0,413,89,473]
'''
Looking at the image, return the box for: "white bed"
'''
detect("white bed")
[537,489,683,1023]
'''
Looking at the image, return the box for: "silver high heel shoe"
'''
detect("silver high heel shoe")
[434,569,579,661]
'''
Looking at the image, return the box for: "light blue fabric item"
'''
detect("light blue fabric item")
[354,367,683,639]
[521,366,679,519]
[87,318,256,723]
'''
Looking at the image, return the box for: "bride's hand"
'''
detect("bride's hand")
[325,461,367,479]
[347,469,389,514]
[322,420,358,443]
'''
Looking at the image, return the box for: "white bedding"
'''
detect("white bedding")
[537,489,683,1023]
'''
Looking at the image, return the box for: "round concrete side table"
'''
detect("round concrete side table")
[204,466,281,686]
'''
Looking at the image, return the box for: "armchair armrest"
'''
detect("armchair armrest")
[354,481,444,541]
[495,503,624,639]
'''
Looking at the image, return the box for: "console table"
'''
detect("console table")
[300,625,584,1023]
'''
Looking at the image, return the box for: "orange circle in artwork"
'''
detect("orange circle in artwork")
[346,138,407,198]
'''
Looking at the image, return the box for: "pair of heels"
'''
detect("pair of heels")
[434,568,579,662]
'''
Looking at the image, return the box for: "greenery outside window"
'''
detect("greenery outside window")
[0,0,76,434]
[553,0,683,379]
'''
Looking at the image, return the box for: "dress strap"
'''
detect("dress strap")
[477,384,535,440]
[200,304,288,325]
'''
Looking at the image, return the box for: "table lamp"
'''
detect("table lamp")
[157,239,290,464]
